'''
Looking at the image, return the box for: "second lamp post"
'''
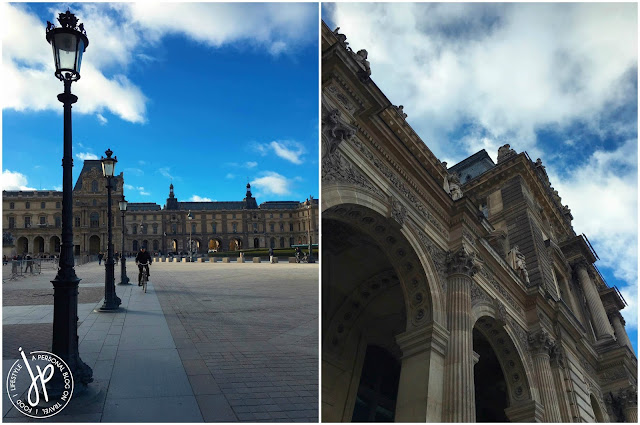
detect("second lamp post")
[99,149,121,311]
[118,195,130,285]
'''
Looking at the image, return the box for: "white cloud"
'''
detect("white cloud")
[549,139,637,328]
[328,3,637,161]
[3,3,316,124]
[226,173,235,179]
[124,184,149,197]
[246,161,258,168]
[251,171,291,196]
[269,141,305,164]
[158,167,174,180]
[2,170,36,191]
[97,113,108,125]
[124,168,144,176]
[76,152,99,161]
[190,195,212,202]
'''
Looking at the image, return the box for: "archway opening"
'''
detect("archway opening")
[473,328,509,422]
[590,394,605,422]
[352,345,401,422]
[17,237,28,255]
[34,236,45,254]
[49,236,60,254]
[172,239,178,253]
[89,235,100,254]
[253,238,259,248]
[209,238,221,251]
[323,216,408,422]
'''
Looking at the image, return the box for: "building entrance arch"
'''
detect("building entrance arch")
[209,238,221,251]
[322,203,446,422]
[49,236,61,254]
[89,235,100,255]
[34,236,45,254]
[16,237,28,255]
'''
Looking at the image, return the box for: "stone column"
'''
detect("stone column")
[528,330,562,422]
[608,311,634,352]
[549,345,572,422]
[618,386,638,423]
[573,260,615,341]
[442,247,479,422]
[395,322,449,422]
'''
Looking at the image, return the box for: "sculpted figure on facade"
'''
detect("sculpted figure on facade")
[332,27,348,48]
[352,49,371,78]
[443,172,463,201]
[497,143,517,163]
[322,108,356,156]
[506,245,530,284]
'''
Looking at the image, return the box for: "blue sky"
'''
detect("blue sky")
[3,2,319,205]
[324,3,638,354]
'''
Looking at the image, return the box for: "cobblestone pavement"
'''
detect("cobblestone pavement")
[2,260,319,422]
[153,262,319,422]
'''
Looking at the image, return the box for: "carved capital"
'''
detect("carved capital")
[446,246,480,278]
[527,330,555,356]
[570,257,590,273]
[607,310,625,325]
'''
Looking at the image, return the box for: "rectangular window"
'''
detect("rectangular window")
[41,202,46,209]
[289,223,293,231]
[280,223,284,232]
[153,225,158,234]
[56,202,60,208]
[40,216,46,225]
[9,202,14,209]
[75,217,80,227]
[55,216,61,228]
[8,217,15,229]
[133,225,137,234]
[253,223,258,233]
[232,223,237,233]
[270,224,275,232]
[25,216,31,228]
[25,202,30,209]
[192,224,196,233]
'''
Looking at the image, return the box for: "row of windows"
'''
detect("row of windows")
[8,201,61,210]
[130,211,313,221]
[6,216,62,229]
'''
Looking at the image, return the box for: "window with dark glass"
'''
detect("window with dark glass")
[25,202,30,209]
[90,212,100,228]
[132,225,137,234]
[280,223,284,232]
[91,180,99,192]
[289,222,293,231]
[8,217,15,229]
[232,223,237,233]
[24,216,31,228]
[270,223,274,232]
[41,202,46,209]
[55,216,61,228]
[75,216,80,227]
[56,202,60,208]
[153,224,158,234]
[9,202,14,209]
[40,216,46,225]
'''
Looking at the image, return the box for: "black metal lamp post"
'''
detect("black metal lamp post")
[118,196,130,285]
[306,199,315,263]
[187,210,193,261]
[99,149,121,311]
[46,10,93,387]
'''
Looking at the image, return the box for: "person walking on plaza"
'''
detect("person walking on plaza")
[269,247,275,263]
[114,251,120,266]
[24,253,34,274]
[98,251,104,265]
[135,247,152,286]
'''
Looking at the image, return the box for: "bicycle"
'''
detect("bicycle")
[139,262,149,293]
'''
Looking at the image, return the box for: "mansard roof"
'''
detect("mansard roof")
[73,160,123,191]
[128,203,162,211]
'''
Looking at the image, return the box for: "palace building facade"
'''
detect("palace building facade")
[2,160,318,257]
[321,22,636,423]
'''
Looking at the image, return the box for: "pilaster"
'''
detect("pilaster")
[573,259,615,341]
[528,330,562,422]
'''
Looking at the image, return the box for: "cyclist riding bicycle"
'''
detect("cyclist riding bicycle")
[135,247,152,286]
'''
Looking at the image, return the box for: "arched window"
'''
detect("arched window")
[91,180,99,192]
[132,240,138,251]
[254,238,259,248]
[90,212,100,228]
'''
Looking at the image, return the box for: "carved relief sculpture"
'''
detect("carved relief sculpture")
[443,172,463,201]
[506,245,530,284]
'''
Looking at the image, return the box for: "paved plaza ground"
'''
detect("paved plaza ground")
[2,260,318,422]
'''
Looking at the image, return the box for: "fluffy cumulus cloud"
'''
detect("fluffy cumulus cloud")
[123,184,149,197]
[2,170,36,191]
[251,171,291,196]
[2,3,316,123]
[189,195,212,202]
[550,139,638,327]
[76,152,98,161]
[326,3,637,161]
[257,141,306,164]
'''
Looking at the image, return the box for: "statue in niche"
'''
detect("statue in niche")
[506,245,530,284]
[443,172,463,201]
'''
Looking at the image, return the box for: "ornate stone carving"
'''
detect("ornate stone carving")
[506,245,530,284]
[617,385,638,409]
[443,172,463,200]
[549,344,566,369]
[322,108,356,155]
[601,367,629,383]
[393,104,407,119]
[332,27,348,47]
[390,197,407,227]
[528,330,555,356]
[471,282,492,305]
[322,149,384,198]
[414,228,447,290]
[326,84,355,113]
[497,144,516,163]
[350,138,448,238]
[476,262,524,315]
[351,49,371,82]
[494,299,508,325]
[446,246,480,278]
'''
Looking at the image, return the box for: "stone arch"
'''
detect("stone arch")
[16,237,28,255]
[33,236,45,254]
[590,393,606,422]
[209,238,221,251]
[49,236,61,253]
[322,198,446,329]
[89,235,100,254]
[471,310,537,418]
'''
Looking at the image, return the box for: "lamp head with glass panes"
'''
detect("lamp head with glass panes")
[101,149,117,178]
[45,10,89,81]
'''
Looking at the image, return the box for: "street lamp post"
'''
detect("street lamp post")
[118,196,130,285]
[99,149,121,311]
[187,210,193,261]
[306,198,315,264]
[46,10,93,387]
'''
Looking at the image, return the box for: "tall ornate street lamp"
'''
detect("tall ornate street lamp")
[187,210,193,261]
[118,195,130,285]
[99,149,121,311]
[46,9,93,387]
[306,198,315,263]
